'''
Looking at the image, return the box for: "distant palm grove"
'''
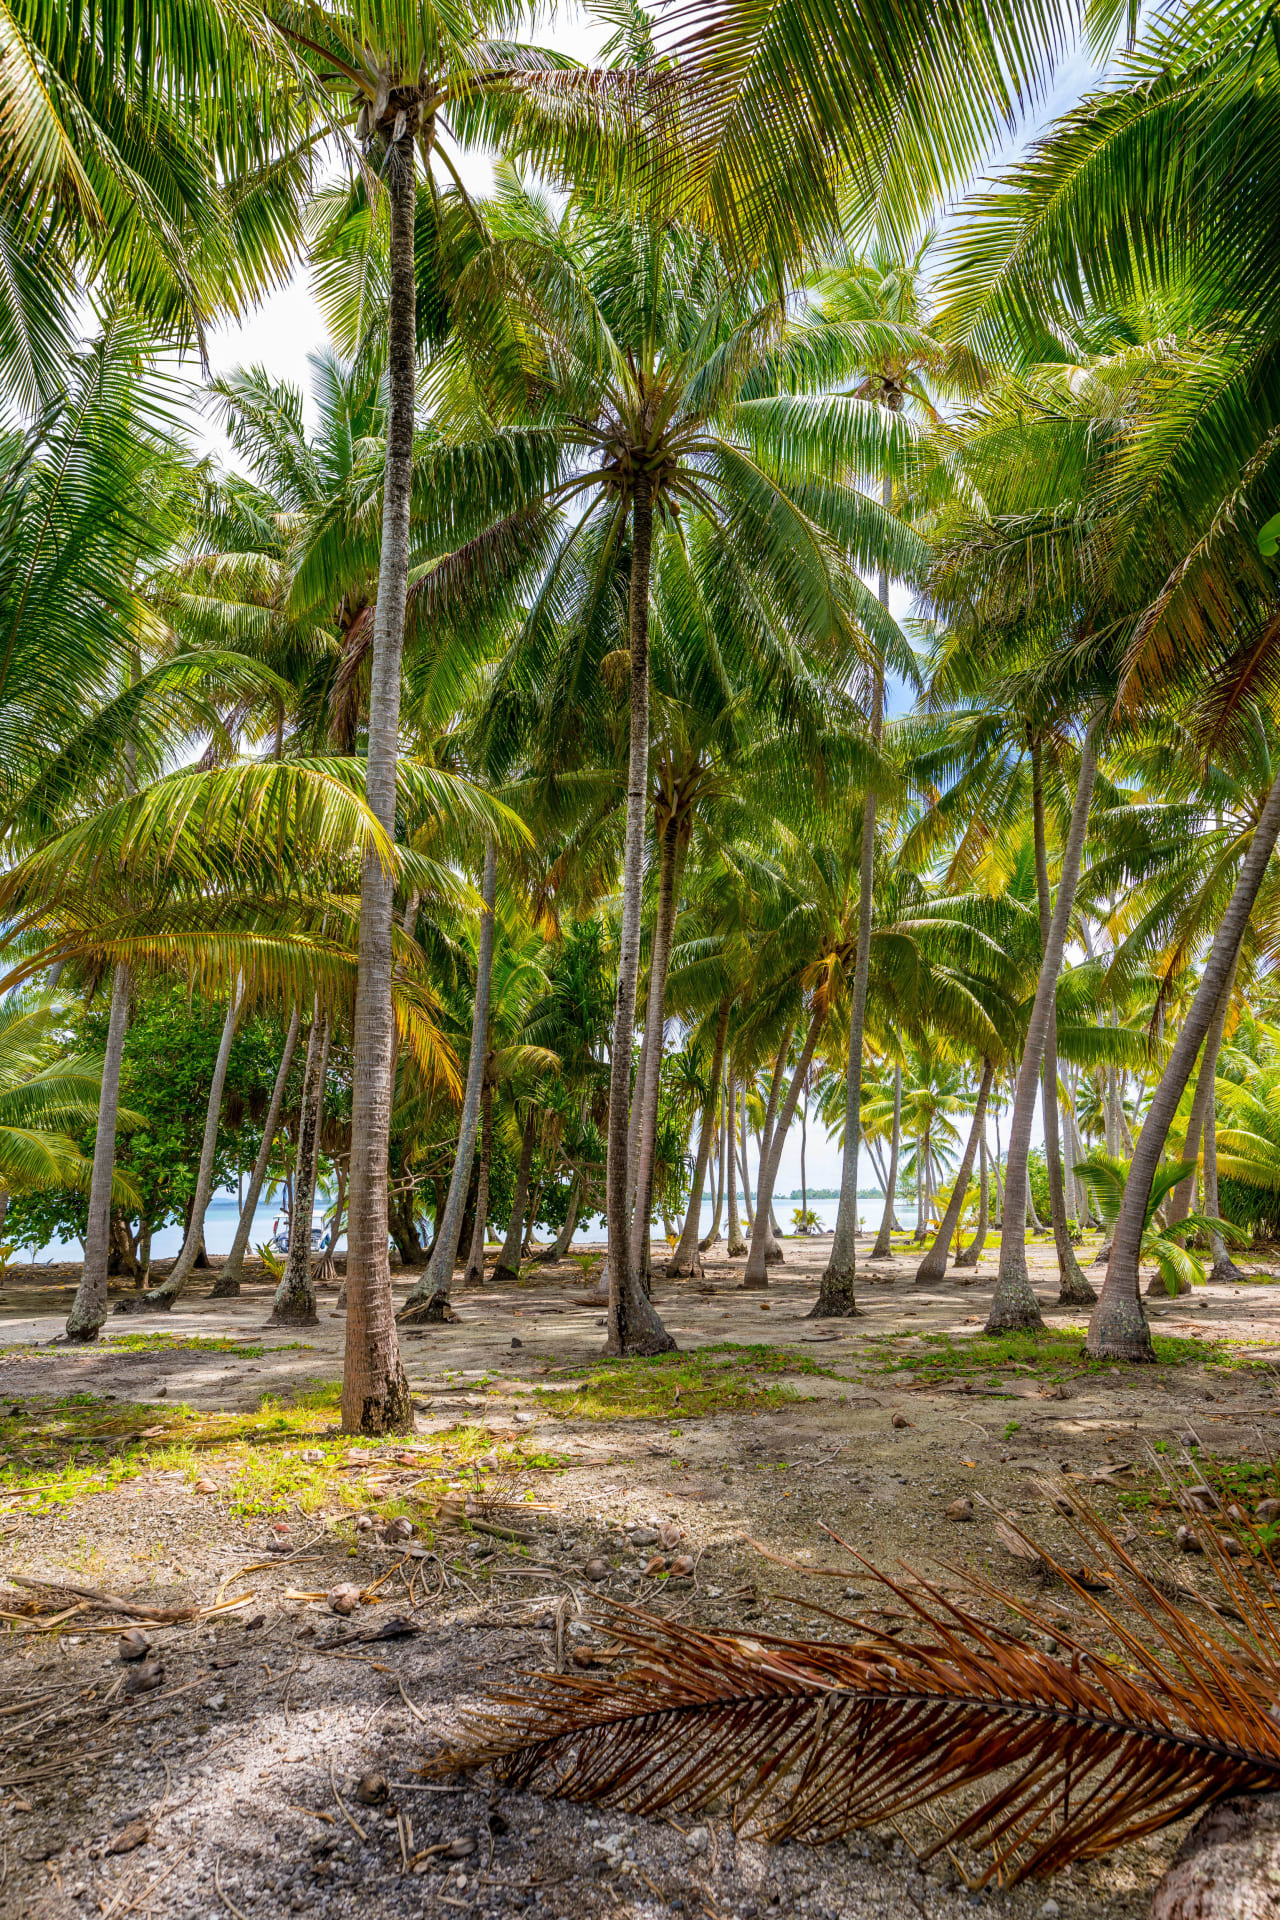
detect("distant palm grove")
[3,0,1279,1427]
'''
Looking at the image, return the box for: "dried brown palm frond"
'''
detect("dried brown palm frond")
[427,1495,1280,1886]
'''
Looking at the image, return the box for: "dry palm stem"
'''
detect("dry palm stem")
[428,1487,1280,1886]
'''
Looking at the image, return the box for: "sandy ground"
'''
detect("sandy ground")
[3,1231,1280,1920]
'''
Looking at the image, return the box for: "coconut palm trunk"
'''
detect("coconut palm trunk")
[1089,768,1280,1359]
[462,1077,495,1287]
[545,1171,583,1263]
[700,1077,727,1251]
[273,1012,329,1325]
[341,127,416,1435]
[494,1107,537,1286]
[957,1131,989,1267]
[739,1095,754,1231]
[402,838,497,1317]
[917,1061,993,1283]
[1030,739,1096,1308]
[1203,1095,1243,1284]
[816,486,889,1311]
[987,708,1103,1335]
[870,1064,902,1258]
[630,819,684,1278]
[146,982,244,1308]
[214,1006,302,1298]
[1167,960,1236,1226]
[743,1009,824,1288]
[605,471,674,1355]
[726,1076,746,1256]
[668,998,731,1278]
[65,963,132,1341]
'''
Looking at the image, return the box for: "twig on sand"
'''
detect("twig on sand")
[328,1758,367,1841]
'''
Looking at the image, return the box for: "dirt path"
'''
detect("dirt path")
[3,1231,1279,1920]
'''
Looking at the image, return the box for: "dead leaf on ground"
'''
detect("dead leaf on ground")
[106,1818,150,1855]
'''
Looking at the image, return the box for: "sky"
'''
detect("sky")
[200,9,1106,1200]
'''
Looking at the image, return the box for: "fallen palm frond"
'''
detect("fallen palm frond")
[427,1491,1280,1885]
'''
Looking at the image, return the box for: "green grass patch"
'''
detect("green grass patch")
[864,1326,1252,1384]
[0,1385,541,1521]
[521,1342,834,1421]
[101,1332,315,1357]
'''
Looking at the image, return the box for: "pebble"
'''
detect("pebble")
[193,1478,218,1495]
[204,1692,226,1712]
[328,1583,362,1614]
[1258,1498,1280,1523]
[891,1412,912,1430]
[118,1628,152,1662]
[354,1773,388,1806]
[584,1558,610,1582]
[1040,1902,1061,1918]
[628,1527,658,1547]
[685,1826,709,1855]
[1176,1525,1203,1554]
[946,1498,974,1522]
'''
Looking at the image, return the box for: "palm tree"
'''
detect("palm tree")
[464,180,910,1347]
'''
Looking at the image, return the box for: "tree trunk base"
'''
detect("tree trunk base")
[1092,1239,1113,1265]
[1086,1288,1155,1360]
[209,1272,241,1298]
[491,1263,520,1288]
[349,1358,414,1436]
[808,1264,859,1317]
[868,1243,894,1260]
[1058,1272,1099,1306]
[114,1290,175,1314]
[1211,1255,1247,1285]
[271,1297,318,1327]
[397,1290,456,1325]
[665,1248,702,1279]
[954,1244,983,1269]
[914,1250,948,1285]
[984,1258,1045,1334]
[727,1235,747,1258]
[63,1315,103,1344]
[763,1243,784,1265]
[1146,1267,1192,1297]
[1149,1793,1280,1920]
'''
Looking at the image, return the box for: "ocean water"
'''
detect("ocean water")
[18,1190,891,1262]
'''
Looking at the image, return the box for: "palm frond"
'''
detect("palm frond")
[429,1497,1280,1887]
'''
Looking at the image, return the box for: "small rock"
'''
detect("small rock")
[123,1660,165,1696]
[658,1521,684,1549]
[759,1302,770,1311]
[328,1584,362,1615]
[584,1558,610,1582]
[354,1515,374,1533]
[204,1692,226,1711]
[1258,1498,1280,1523]
[685,1826,710,1855]
[1185,1485,1218,1515]
[193,1477,217,1495]
[1227,1503,1248,1523]
[669,1554,695,1577]
[891,1412,912,1430]
[298,1448,323,1463]
[946,1498,974,1522]
[628,1527,658,1547]
[1176,1525,1203,1554]
[155,1386,168,1399]
[1178,1430,1200,1448]
[1039,1902,1060,1919]
[1218,1533,1247,1558]
[106,1819,150,1855]
[242,1613,266,1631]
[446,1836,477,1859]
[384,1516,414,1540]
[566,1620,592,1641]
[511,1337,523,1349]
[354,1773,388,1806]
[118,1628,152,1663]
